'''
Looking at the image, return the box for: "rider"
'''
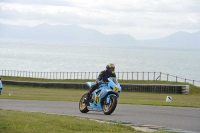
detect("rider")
[84,63,116,102]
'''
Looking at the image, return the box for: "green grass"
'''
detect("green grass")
[1,85,200,108]
[0,109,146,133]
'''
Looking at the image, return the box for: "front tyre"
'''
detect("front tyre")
[79,94,89,113]
[103,95,117,115]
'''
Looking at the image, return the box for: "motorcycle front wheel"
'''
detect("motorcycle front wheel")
[103,95,117,115]
[79,93,89,113]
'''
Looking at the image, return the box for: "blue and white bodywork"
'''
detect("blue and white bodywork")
[79,77,122,115]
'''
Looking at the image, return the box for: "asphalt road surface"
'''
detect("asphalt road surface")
[0,99,200,132]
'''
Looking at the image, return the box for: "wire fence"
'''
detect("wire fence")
[0,70,200,86]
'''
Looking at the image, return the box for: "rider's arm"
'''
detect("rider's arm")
[96,70,105,82]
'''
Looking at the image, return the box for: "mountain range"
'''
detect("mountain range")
[0,23,199,47]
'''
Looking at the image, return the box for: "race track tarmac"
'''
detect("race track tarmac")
[0,99,200,132]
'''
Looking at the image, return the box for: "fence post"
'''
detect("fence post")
[88,72,90,80]
[176,76,177,82]
[148,72,149,80]
[154,72,155,80]
[118,72,119,80]
[132,72,133,80]
[167,74,169,81]
[127,72,128,80]
[193,80,194,85]
[143,72,144,80]
[160,72,161,80]
[137,72,138,80]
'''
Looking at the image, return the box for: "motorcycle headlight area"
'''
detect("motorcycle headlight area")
[113,87,120,93]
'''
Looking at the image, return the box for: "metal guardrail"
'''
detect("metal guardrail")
[0,70,200,86]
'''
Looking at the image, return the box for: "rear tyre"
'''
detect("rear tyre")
[103,95,117,115]
[79,94,89,113]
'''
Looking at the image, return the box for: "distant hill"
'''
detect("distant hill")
[0,23,199,47]
[138,31,200,48]
[0,23,136,45]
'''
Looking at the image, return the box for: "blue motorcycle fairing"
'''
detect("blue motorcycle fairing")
[86,82,94,88]
[86,82,107,89]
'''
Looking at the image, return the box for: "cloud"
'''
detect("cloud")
[0,0,200,39]
[0,0,72,7]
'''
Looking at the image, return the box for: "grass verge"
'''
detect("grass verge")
[0,109,146,133]
[1,85,200,108]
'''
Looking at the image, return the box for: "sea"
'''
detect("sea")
[0,39,200,85]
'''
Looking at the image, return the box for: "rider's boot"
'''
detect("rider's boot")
[84,84,97,104]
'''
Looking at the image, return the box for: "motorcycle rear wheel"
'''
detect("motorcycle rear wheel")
[79,93,89,113]
[103,95,117,115]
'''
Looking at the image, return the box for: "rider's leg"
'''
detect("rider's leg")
[86,83,98,101]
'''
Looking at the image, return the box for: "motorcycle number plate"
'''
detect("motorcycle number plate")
[95,96,100,103]
[113,87,119,92]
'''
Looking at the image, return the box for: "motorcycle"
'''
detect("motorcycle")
[79,77,122,115]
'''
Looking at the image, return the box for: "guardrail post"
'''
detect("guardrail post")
[96,72,98,79]
[167,74,169,81]
[118,72,119,80]
[88,72,90,80]
[160,72,161,80]
[143,72,144,80]
[132,72,133,80]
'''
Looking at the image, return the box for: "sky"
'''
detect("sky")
[0,0,200,40]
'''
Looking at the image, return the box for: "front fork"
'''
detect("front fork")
[105,94,116,104]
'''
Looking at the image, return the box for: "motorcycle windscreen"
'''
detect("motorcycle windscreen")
[109,77,119,84]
